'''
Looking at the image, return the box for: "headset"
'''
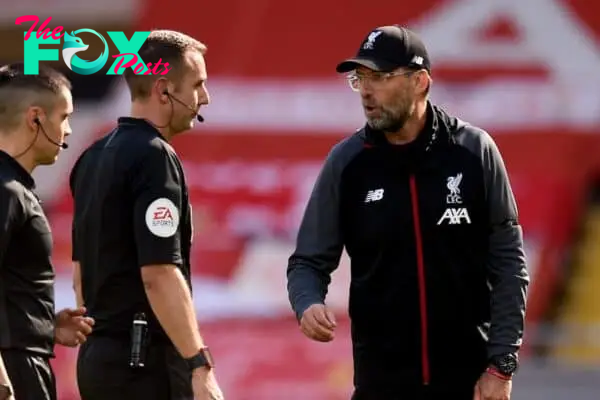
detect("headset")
[14,116,68,159]
[34,117,68,149]
[162,90,204,123]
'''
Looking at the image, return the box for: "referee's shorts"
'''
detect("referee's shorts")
[77,335,193,400]
[2,349,56,400]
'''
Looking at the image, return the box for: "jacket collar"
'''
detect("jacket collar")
[362,101,447,150]
[359,101,457,171]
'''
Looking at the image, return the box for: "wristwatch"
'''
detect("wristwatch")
[184,347,214,371]
[489,353,518,377]
[0,384,12,400]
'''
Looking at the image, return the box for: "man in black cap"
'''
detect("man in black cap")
[286,25,528,400]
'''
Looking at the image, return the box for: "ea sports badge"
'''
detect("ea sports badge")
[145,198,180,238]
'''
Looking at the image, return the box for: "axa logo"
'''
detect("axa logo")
[437,208,471,225]
[364,188,384,203]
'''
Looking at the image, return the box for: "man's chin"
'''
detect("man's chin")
[366,118,387,131]
[187,115,200,130]
[367,116,407,133]
[38,157,58,166]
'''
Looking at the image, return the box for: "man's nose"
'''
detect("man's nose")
[200,88,210,106]
[361,91,373,101]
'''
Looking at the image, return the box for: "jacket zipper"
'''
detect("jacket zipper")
[409,174,430,385]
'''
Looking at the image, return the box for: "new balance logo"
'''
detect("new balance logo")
[365,189,384,203]
[437,208,471,225]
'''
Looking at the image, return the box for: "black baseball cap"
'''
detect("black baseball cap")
[336,25,431,74]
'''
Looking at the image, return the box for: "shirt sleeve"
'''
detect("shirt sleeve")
[481,133,530,359]
[0,185,23,267]
[130,145,183,267]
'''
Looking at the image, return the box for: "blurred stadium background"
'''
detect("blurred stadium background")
[1,0,600,398]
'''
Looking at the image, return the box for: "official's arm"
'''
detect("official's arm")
[132,145,205,359]
[481,133,529,359]
[287,142,349,321]
[72,262,83,308]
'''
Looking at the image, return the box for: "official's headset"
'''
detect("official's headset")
[163,90,204,123]
[14,114,68,159]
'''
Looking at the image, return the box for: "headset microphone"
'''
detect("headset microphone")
[34,117,69,149]
[163,91,204,123]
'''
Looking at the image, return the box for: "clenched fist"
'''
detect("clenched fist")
[300,304,337,342]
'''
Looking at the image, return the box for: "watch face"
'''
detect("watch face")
[495,354,518,374]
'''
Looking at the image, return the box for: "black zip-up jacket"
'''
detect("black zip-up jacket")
[287,103,529,391]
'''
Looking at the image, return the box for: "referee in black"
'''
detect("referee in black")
[0,63,94,400]
[70,31,223,400]
[287,26,529,400]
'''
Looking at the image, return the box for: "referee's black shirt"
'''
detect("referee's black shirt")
[0,151,55,356]
[70,117,193,342]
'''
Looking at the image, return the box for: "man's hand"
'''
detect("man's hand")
[300,304,336,342]
[192,368,224,400]
[55,307,95,347]
[0,384,14,400]
[474,370,512,400]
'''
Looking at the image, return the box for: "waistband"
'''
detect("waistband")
[89,329,171,346]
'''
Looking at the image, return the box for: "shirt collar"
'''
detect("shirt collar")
[117,117,169,142]
[0,150,35,189]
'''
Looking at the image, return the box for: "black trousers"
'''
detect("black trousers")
[352,383,475,399]
[77,336,193,400]
[2,349,56,400]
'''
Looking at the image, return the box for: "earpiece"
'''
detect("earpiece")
[161,90,171,105]
[33,116,40,125]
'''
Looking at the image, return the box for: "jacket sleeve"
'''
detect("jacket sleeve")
[286,143,347,321]
[69,150,85,262]
[482,133,530,359]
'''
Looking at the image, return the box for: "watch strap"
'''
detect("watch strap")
[184,347,214,371]
[486,366,512,381]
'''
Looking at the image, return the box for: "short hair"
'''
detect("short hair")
[0,63,71,131]
[124,30,207,101]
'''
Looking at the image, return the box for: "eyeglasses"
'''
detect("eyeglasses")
[346,70,416,92]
